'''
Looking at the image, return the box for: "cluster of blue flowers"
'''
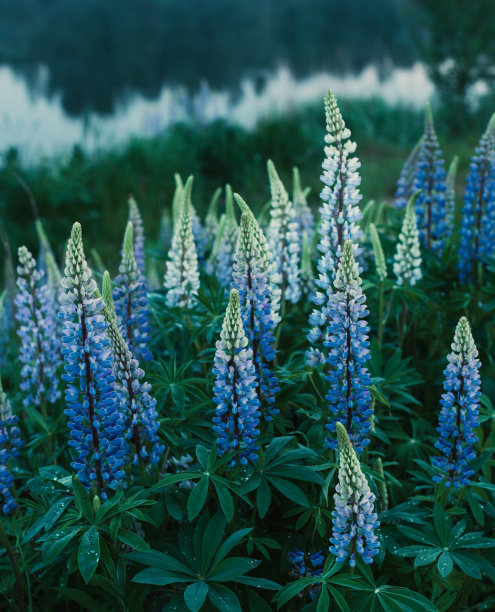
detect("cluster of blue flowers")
[113,222,152,363]
[394,138,422,210]
[59,222,127,498]
[212,288,261,466]
[432,317,481,488]
[0,375,22,514]
[458,115,495,283]
[15,246,61,408]
[325,241,373,453]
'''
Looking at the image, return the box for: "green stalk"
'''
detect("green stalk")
[0,520,27,612]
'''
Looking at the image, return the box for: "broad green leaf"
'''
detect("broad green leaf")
[257,479,271,519]
[317,585,330,612]
[54,587,106,612]
[414,548,441,567]
[208,583,241,612]
[184,581,209,612]
[207,557,258,582]
[188,476,209,521]
[42,527,81,565]
[202,513,226,573]
[235,575,280,590]
[451,552,482,579]
[274,577,315,607]
[126,550,193,576]
[72,475,93,521]
[213,481,234,523]
[267,476,309,507]
[117,530,151,552]
[436,552,453,577]
[78,526,100,584]
[44,496,73,531]
[212,528,252,568]
[433,503,448,545]
[196,445,210,471]
[132,568,194,586]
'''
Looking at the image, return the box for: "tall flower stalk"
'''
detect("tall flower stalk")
[102,272,163,466]
[127,196,146,278]
[15,246,60,409]
[432,317,481,488]
[325,241,373,453]
[267,159,301,304]
[164,176,200,308]
[206,184,238,287]
[394,137,422,210]
[113,222,152,362]
[205,186,223,247]
[212,289,261,466]
[232,204,279,419]
[458,114,495,284]
[0,374,22,514]
[292,166,315,242]
[393,193,422,287]
[369,224,387,344]
[330,422,380,567]
[445,155,459,240]
[59,222,127,498]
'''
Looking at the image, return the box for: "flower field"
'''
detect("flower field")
[1,90,495,611]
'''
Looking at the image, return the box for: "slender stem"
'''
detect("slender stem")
[0,520,26,612]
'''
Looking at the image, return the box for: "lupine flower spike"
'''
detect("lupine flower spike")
[59,222,127,498]
[207,184,238,287]
[164,176,200,308]
[394,138,422,210]
[173,173,208,261]
[412,103,447,252]
[458,113,495,284]
[445,156,459,240]
[292,166,315,243]
[232,204,280,418]
[102,272,163,466]
[308,90,363,360]
[127,196,146,278]
[330,422,380,567]
[393,192,423,287]
[267,159,301,303]
[205,186,223,246]
[0,374,22,514]
[15,246,61,408]
[325,240,373,452]
[369,224,387,282]
[113,222,152,362]
[212,289,261,465]
[432,317,481,488]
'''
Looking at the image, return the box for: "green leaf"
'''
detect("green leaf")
[117,530,151,552]
[202,513,226,573]
[212,528,252,567]
[196,445,210,471]
[267,476,309,507]
[54,587,106,612]
[213,481,234,523]
[78,527,100,584]
[72,475,93,521]
[317,586,330,612]
[257,479,271,519]
[451,552,482,579]
[126,550,193,576]
[42,528,81,565]
[184,581,209,612]
[132,568,193,586]
[327,585,350,612]
[433,503,448,545]
[377,587,439,611]
[235,575,280,590]
[436,552,453,577]
[414,548,441,567]
[273,577,315,607]
[208,583,242,612]
[44,496,73,531]
[207,557,258,582]
[188,476,209,521]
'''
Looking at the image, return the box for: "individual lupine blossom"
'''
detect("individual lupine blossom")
[164,177,200,308]
[127,196,146,278]
[212,289,261,466]
[292,166,315,242]
[308,90,363,358]
[15,246,61,408]
[412,103,447,252]
[445,156,459,239]
[325,241,373,453]
[59,222,127,498]
[287,549,324,600]
[206,185,238,287]
[113,222,152,362]
[267,159,301,303]
[369,224,387,282]
[331,422,380,567]
[394,137,422,210]
[432,317,481,488]
[102,272,163,466]
[205,186,222,246]
[393,193,423,286]
[458,114,495,284]
[0,374,23,514]
[232,208,280,418]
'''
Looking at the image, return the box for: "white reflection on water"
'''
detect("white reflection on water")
[0,63,433,160]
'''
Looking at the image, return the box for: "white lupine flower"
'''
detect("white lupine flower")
[393,193,422,286]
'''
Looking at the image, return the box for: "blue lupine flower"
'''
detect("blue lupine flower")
[113,222,152,362]
[267,159,301,303]
[412,103,447,252]
[59,222,128,498]
[0,374,23,514]
[309,90,363,357]
[458,114,495,284]
[330,422,380,567]
[127,196,146,278]
[292,166,315,244]
[432,317,481,488]
[325,241,373,452]
[206,185,238,287]
[102,272,164,466]
[164,176,200,308]
[394,137,422,210]
[15,246,61,408]
[212,289,261,466]
[232,200,280,419]
[287,549,324,599]
[393,193,423,287]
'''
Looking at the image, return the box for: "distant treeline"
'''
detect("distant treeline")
[0,0,415,115]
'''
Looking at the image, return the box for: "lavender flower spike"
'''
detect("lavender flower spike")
[394,137,422,210]
[127,195,146,278]
[330,421,380,567]
[393,192,423,287]
[432,317,481,488]
[267,159,301,303]
[164,176,200,308]
[325,241,373,453]
[0,374,23,514]
[15,246,61,408]
[59,222,127,498]
[114,222,152,362]
[212,288,261,466]
[102,272,163,466]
